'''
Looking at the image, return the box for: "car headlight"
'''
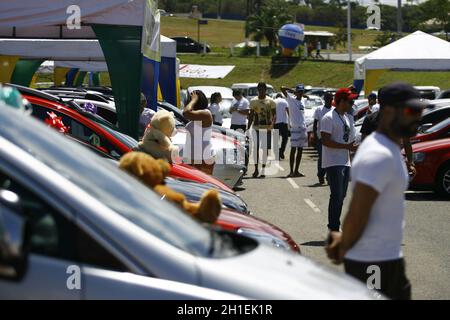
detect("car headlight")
[412,152,426,163]
[237,228,291,251]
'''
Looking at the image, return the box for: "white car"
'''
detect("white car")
[0,105,380,299]
[231,83,275,100]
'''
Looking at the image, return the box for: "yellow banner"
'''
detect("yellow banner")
[0,56,19,83]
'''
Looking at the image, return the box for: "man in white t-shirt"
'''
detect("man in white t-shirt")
[313,91,333,184]
[274,93,289,160]
[326,83,427,300]
[367,92,380,114]
[230,90,250,132]
[320,88,358,232]
[281,84,308,177]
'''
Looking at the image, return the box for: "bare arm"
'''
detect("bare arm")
[403,137,413,163]
[326,182,379,264]
[321,132,353,150]
[280,86,292,98]
[247,109,254,131]
[183,92,212,127]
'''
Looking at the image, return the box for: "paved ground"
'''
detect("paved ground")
[236,146,450,300]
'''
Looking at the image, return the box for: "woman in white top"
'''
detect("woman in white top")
[209,92,223,126]
[183,90,215,175]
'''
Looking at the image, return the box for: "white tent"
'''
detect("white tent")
[354,31,450,94]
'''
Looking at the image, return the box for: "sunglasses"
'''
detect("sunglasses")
[402,106,423,116]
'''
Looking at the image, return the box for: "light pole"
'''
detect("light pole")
[397,0,402,37]
[347,0,352,61]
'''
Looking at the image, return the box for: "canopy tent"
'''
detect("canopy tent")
[354,31,450,95]
[0,0,161,139]
[0,36,178,106]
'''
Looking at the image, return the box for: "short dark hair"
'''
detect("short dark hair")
[233,89,242,97]
[275,93,283,99]
[210,92,222,104]
[257,82,267,90]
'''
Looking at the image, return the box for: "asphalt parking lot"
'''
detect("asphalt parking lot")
[237,146,450,300]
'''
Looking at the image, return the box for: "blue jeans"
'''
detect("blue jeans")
[326,166,350,231]
[316,140,326,179]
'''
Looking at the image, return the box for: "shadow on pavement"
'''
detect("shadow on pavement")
[300,240,325,247]
[405,191,449,202]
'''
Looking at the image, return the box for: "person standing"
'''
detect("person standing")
[313,91,333,184]
[209,92,223,126]
[230,90,250,132]
[281,84,308,177]
[315,41,323,59]
[274,93,289,160]
[326,83,427,299]
[183,90,215,175]
[320,88,358,232]
[367,93,380,115]
[248,82,276,178]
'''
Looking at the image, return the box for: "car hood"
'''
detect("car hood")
[196,244,381,299]
[172,128,236,150]
[216,209,299,252]
[411,138,450,152]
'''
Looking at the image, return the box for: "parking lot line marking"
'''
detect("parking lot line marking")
[275,163,285,172]
[304,198,321,213]
[286,178,299,189]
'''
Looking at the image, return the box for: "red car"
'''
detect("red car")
[217,209,300,252]
[410,118,450,144]
[24,94,233,192]
[407,138,450,197]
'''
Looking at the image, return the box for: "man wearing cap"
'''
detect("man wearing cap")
[320,88,358,232]
[326,82,426,299]
[281,84,308,177]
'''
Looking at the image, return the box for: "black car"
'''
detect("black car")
[171,36,211,53]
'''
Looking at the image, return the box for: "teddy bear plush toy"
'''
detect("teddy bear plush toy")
[138,109,179,163]
[119,151,221,224]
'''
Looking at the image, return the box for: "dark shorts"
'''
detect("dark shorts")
[344,258,411,300]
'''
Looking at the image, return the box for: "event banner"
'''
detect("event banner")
[142,0,161,62]
[179,64,235,79]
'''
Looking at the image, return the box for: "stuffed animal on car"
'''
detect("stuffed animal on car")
[119,151,221,223]
[138,109,179,163]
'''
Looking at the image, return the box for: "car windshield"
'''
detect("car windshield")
[96,123,139,149]
[0,107,212,256]
[425,118,450,134]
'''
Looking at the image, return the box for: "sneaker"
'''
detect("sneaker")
[293,172,305,177]
[319,176,325,184]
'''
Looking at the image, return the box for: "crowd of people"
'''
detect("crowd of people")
[136,80,425,300]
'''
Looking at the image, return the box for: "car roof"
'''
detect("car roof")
[187,86,233,98]
[231,83,274,89]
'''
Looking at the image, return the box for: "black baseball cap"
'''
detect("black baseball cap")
[378,82,429,109]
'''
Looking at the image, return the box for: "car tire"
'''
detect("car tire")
[435,162,450,198]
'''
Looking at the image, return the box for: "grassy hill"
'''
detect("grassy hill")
[177,54,450,90]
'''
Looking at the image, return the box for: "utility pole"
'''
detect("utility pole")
[397,0,402,37]
[218,0,222,20]
[347,0,352,61]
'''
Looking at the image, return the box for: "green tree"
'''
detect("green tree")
[245,0,292,47]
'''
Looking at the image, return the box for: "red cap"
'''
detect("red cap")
[334,88,359,104]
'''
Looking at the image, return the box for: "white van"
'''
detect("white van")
[231,83,275,100]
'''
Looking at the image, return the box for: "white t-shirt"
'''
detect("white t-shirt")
[285,95,306,128]
[313,105,333,139]
[320,109,354,168]
[346,132,409,262]
[230,97,250,126]
[274,98,288,124]
[209,103,222,125]
[368,103,380,113]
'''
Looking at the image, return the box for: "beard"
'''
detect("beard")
[391,117,421,137]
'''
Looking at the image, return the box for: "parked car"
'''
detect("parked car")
[16,90,233,192]
[437,89,450,100]
[407,138,450,197]
[414,86,441,100]
[410,118,450,144]
[231,83,275,100]
[0,104,377,299]
[172,36,210,53]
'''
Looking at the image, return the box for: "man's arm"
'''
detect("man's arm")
[321,132,355,151]
[247,109,254,131]
[280,86,292,98]
[326,182,379,264]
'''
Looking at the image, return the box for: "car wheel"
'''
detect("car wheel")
[435,162,450,197]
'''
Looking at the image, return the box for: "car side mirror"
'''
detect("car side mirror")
[0,189,28,280]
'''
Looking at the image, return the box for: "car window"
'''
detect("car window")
[0,170,128,272]
[30,104,123,159]
[422,108,450,125]
[425,118,450,134]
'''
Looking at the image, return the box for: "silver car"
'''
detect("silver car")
[0,106,380,299]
